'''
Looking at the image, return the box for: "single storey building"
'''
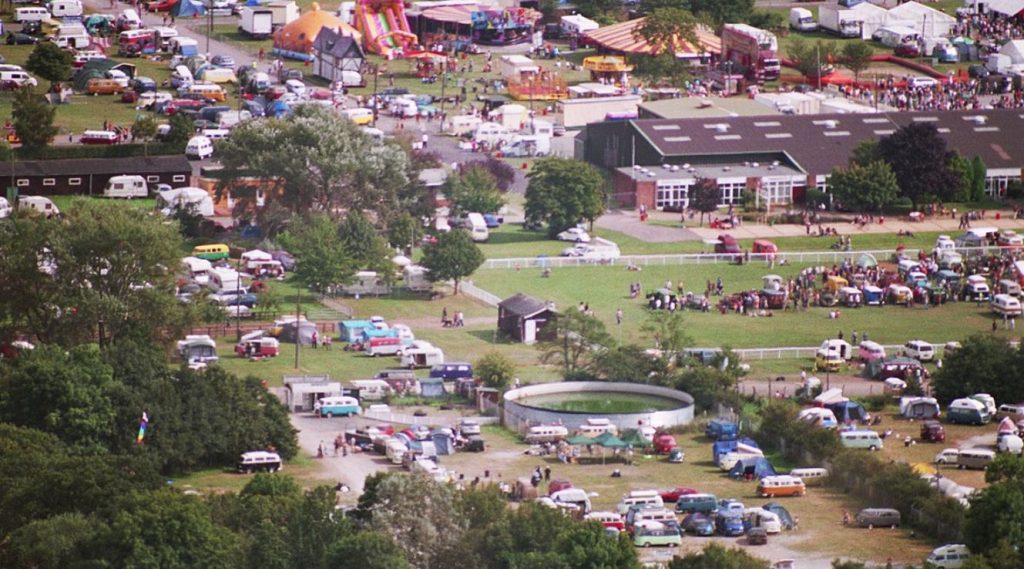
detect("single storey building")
[0,155,192,196]
[580,109,1024,211]
[498,293,557,344]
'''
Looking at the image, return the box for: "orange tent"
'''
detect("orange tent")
[273,2,362,54]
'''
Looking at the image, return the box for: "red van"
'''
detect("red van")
[753,239,778,258]
[715,234,741,255]
[364,336,402,357]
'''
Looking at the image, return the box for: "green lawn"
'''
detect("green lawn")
[470,263,1014,348]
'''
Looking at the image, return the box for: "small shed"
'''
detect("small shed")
[312,27,365,84]
[284,375,341,412]
[497,293,557,344]
[420,377,446,399]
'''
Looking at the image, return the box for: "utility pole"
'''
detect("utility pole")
[371,63,379,125]
[816,44,822,92]
[293,287,301,369]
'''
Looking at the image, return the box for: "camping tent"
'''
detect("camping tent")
[173,0,206,18]
[998,416,1019,435]
[594,432,628,448]
[857,253,878,269]
[279,321,318,346]
[712,437,759,465]
[431,431,454,455]
[826,400,871,424]
[566,434,596,445]
[1000,39,1024,64]
[900,396,940,419]
[728,457,777,479]
[620,429,653,448]
[886,1,955,39]
[762,502,795,529]
[73,60,137,91]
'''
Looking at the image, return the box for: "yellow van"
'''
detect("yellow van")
[87,78,125,95]
[185,83,226,102]
[192,243,230,261]
[342,107,374,126]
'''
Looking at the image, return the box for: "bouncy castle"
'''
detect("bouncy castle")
[354,0,417,59]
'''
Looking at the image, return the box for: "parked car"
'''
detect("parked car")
[210,54,235,68]
[557,226,591,243]
[660,486,698,503]
[681,513,716,536]
[903,339,934,361]
[746,527,768,545]
[894,43,921,57]
[968,64,990,79]
[6,32,39,45]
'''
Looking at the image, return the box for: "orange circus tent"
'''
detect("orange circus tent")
[584,18,720,58]
[274,3,362,54]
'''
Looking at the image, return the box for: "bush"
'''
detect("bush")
[5,142,182,161]
[858,394,890,412]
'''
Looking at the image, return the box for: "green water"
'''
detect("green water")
[524,392,680,413]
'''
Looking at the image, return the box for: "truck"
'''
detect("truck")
[789,7,817,31]
[819,4,867,38]
[720,23,781,83]
[238,6,273,39]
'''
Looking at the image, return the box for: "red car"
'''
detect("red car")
[895,43,921,57]
[147,0,177,11]
[659,486,699,503]
[164,99,206,115]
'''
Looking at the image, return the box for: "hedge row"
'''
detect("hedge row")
[3,143,183,161]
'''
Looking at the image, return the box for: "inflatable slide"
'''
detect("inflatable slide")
[355,0,417,59]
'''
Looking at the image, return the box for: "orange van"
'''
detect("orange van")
[756,475,806,498]
[87,78,125,95]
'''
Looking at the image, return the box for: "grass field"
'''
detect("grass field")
[470,263,1015,348]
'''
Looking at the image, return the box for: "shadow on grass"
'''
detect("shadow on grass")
[486,227,549,246]
[466,328,515,345]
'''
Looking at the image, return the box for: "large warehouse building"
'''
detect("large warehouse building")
[580,109,1024,210]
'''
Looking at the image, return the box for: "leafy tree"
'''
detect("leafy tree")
[475,350,517,390]
[279,213,354,293]
[687,0,753,24]
[840,42,874,84]
[525,157,606,237]
[668,542,770,569]
[675,365,743,412]
[470,156,517,192]
[594,344,665,383]
[634,7,698,56]
[11,87,58,151]
[965,483,1024,564]
[100,489,241,569]
[747,10,787,35]
[986,453,1024,484]
[446,165,506,216]
[850,140,881,167]
[878,122,960,208]
[574,0,621,20]
[337,211,392,280]
[0,345,120,453]
[787,39,838,80]
[325,533,410,569]
[968,155,988,202]
[828,161,900,212]
[0,512,104,569]
[24,41,73,88]
[216,105,410,220]
[0,200,206,346]
[538,310,614,379]
[132,115,159,156]
[368,473,465,569]
[166,112,195,150]
[689,177,719,226]
[386,211,422,253]
[631,52,693,88]
[419,229,485,294]
[932,334,1022,405]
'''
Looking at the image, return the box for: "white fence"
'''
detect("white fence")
[733,342,956,361]
[363,408,500,427]
[480,245,1020,270]
[460,281,502,306]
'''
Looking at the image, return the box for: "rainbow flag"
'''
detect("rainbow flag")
[136,412,148,445]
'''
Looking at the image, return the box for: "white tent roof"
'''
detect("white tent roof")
[887,1,954,23]
[988,0,1024,16]
[561,14,599,32]
[849,2,890,18]
[1000,39,1024,64]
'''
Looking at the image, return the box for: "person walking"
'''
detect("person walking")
[615,308,623,325]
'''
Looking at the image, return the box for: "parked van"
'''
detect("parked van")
[181,256,212,285]
[186,135,214,160]
[390,97,418,118]
[856,508,900,528]
[617,494,665,515]
[550,488,591,514]
[971,393,996,416]
[927,544,971,569]
[192,243,230,261]
[858,341,886,362]
[365,336,402,357]
[48,0,83,18]
[585,511,625,532]
[237,451,281,473]
[956,448,995,470]
[525,425,569,444]
[350,379,392,401]
[948,398,991,425]
[997,403,1024,422]
[80,130,119,144]
[199,67,238,84]
[87,78,125,95]
[314,395,360,418]
[429,362,473,381]
[14,6,51,21]
[399,343,444,368]
[184,83,226,102]
[840,430,884,451]
[625,507,676,531]
[757,475,806,498]
[903,340,935,361]
[789,467,828,486]
[385,439,408,464]
[633,525,681,547]
[675,493,718,514]
[461,212,489,242]
[991,293,1023,316]
[998,279,1022,297]
[341,107,375,125]
[103,175,148,198]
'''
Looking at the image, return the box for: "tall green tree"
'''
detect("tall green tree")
[166,112,195,150]
[525,157,606,237]
[787,39,838,80]
[368,473,465,569]
[419,229,485,294]
[132,115,159,156]
[337,210,392,281]
[538,309,614,379]
[878,122,960,208]
[445,165,506,216]
[386,211,421,254]
[689,177,719,226]
[11,87,58,151]
[669,543,769,569]
[828,161,900,212]
[24,41,73,88]
[841,41,874,84]
[850,139,881,167]
[475,350,517,390]
[325,533,409,569]
[932,334,1023,405]
[279,213,354,293]
[216,105,410,220]
[634,7,698,56]
[631,52,693,88]
[0,512,103,569]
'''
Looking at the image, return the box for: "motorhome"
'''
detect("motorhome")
[525,425,569,444]
[181,256,212,285]
[103,175,149,198]
[840,430,884,450]
[578,418,618,437]
[341,271,390,296]
[208,267,246,293]
[350,379,393,401]
[927,544,971,569]
[177,334,218,363]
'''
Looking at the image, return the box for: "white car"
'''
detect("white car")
[907,76,938,89]
[556,226,591,243]
[903,339,935,361]
[934,448,960,464]
[223,305,252,318]
[284,78,306,98]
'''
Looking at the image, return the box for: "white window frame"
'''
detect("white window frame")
[68,177,82,186]
[42,178,56,186]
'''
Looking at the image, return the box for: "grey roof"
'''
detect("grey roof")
[628,109,1024,176]
[312,27,365,59]
[499,293,551,318]
[0,155,192,177]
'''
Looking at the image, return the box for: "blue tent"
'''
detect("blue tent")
[431,432,454,455]
[712,437,758,466]
[267,99,290,118]
[827,400,870,424]
[728,457,776,480]
[173,0,206,18]
[338,320,373,343]
[420,377,445,399]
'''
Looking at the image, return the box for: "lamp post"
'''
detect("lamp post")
[235,260,242,342]
[371,63,380,125]
[293,286,301,369]
[826,336,832,392]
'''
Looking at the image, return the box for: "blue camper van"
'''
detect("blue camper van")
[338,320,373,343]
[429,362,474,381]
[706,419,739,441]
[315,396,360,418]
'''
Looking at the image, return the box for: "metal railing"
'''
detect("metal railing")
[733,342,955,361]
[460,281,502,306]
[479,245,1022,271]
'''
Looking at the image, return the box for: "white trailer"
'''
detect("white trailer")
[238,7,273,39]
